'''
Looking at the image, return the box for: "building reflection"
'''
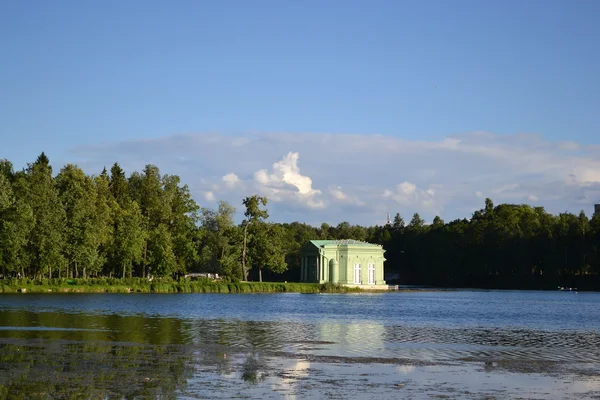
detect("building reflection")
[317,321,386,356]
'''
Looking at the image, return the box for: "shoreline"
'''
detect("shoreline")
[0,278,369,294]
[3,278,589,294]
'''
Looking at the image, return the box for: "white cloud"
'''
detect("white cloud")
[557,141,580,151]
[222,172,240,188]
[383,181,438,213]
[204,191,216,202]
[231,137,251,147]
[330,186,347,201]
[252,152,325,209]
[329,185,365,207]
[70,131,600,225]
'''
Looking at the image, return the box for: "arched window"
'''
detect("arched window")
[353,263,361,284]
[368,263,375,284]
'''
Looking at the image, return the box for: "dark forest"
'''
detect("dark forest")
[2,153,600,290]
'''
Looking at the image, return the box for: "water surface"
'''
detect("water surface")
[1,290,599,399]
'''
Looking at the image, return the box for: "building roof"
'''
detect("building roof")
[309,239,381,248]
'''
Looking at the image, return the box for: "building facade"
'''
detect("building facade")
[300,239,386,288]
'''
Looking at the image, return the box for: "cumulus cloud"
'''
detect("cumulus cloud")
[330,186,347,201]
[204,191,216,202]
[329,185,365,207]
[222,173,240,188]
[70,131,600,226]
[253,152,324,209]
[383,182,437,212]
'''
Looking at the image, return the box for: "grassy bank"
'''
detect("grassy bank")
[0,277,364,294]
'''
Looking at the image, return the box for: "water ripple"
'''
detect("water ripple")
[174,318,600,363]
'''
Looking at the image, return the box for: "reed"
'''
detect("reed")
[0,278,363,294]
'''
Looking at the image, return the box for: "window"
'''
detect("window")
[368,263,375,284]
[354,263,361,284]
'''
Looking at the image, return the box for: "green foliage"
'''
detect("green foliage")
[0,159,14,182]
[109,162,129,206]
[199,201,240,278]
[166,176,201,272]
[112,200,146,278]
[375,198,600,289]
[0,278,356,294]
[148,225,177,276]
[0,173,34,276]
[4,154,600,291]
[392,213,405,230]
[247,222,287,280]
[320,282,357,292]
[19,153,66,278]
[241,195,270,281]
[56,164,105,278]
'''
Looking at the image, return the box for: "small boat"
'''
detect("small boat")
[557,286,578,292]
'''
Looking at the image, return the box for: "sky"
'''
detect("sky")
[1,0,599,226]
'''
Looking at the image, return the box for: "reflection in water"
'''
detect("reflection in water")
[1,293,600,399]
[241,353,267,384]
[182,317,600,363]
[0,309,191,345]
[319,321,386,356]
[0,341,191,399]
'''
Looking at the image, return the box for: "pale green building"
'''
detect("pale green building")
[300,240,387,288]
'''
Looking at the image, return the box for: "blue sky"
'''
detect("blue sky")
[1,0,599,225]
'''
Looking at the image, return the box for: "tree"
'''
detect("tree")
[280,221,319,281]
[112,200,146,278]
[200,201,240,278]
[56,164,102,278]
[241,195,268,281]
[109,163,130,207]
[484,198,494,216]
[0,159,14,182]
[163,175,200,275]
[431,215,445,228]
[130,165,186,278]
[147,224,176,276]
[0,173,34,277]
[407,213,426,232]
[319,222,330,239]
[6,152,600,289]
[19,153,66,278]
[403,213,427,283]
[93,168,114,276]
[0,173,12,217]
[393,213,405,231]
[248,223,287,282]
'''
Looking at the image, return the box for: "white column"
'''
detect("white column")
[317,257,320,282]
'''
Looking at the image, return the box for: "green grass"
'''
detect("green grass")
[0,277,364,294]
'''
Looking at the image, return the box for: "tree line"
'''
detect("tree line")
[0,153,287,281]
[1,153,600,289]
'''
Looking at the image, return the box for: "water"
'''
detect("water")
[1,290,599,399]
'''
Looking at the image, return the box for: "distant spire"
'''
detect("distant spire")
[386,213,391,225]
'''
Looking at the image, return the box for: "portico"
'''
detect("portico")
[300,239,387,289]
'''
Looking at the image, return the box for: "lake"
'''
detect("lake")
[1,290,599,399]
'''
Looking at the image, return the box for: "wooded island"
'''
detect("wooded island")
[1,153,600,291]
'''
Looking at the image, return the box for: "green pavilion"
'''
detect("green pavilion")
[300,239,387,289]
